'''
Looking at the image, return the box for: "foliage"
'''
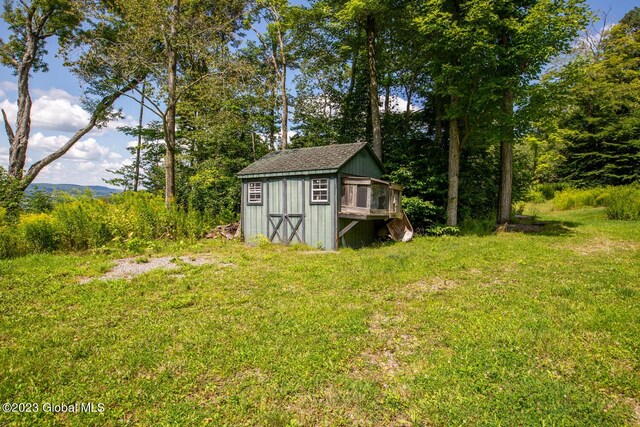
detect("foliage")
[530,7,640,187]
[604,186,640,220]
[22,188,54,213]
[0,192,224,259]
[551,185,640,220]
[401,196,439,233]
[552,187,609,210]
[0,167,23,222]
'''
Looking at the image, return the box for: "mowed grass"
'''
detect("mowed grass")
[0,206,639,426]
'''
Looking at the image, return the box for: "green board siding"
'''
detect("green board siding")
[267,179,284,243]
[304,176,337,250]
[339,149,383,178]
[338,218,378,249]
[242,181,267,241]
[286,177,305,244]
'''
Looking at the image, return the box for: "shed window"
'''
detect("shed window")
[311,178,329,203]
[248,182,262,204]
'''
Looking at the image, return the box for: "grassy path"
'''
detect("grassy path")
[1,207,639,425]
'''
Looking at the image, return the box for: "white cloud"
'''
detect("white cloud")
[32,87,79,103]
[0,89,5,99]
[32,96,91,132]
[0,81,17,92]
[0,95,91,133]
[29,132,123,162]
[32,154,131,187]
[0,146,8,166]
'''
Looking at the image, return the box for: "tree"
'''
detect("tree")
[246,0,293,150]
[0,0,141,191]
[546,7,640,186]
[89,0,245,207]
[337,0,393,160]
[493,0,589,223]
[415,0,498,226]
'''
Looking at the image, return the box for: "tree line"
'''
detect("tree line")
[0,0,637,227]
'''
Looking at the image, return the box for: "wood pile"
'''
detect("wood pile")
[205,222,241,240]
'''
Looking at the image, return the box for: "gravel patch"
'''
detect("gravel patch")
[80,255,233,283]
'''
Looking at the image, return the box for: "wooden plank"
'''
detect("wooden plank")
[338,220,360,238]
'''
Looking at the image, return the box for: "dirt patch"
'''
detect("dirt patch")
[631,398,640,426]
[80,255,235,282]
[564,237,639,255]
[404,277,458,297]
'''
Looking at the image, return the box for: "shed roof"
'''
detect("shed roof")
[237,142,383,177]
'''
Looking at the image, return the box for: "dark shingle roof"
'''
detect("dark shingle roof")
[237,142,375,176]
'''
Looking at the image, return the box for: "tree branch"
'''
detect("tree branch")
[22,77,142,187]
[1,109,15,146]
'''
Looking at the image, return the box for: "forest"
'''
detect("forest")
[0,0,637,253]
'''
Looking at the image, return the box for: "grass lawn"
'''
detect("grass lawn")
[1,205,639,426]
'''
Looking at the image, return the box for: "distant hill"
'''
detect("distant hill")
[27,183,122,197]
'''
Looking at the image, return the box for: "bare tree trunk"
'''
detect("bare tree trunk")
[164,0,180,209]
[3,30,37,180]
[366,14,382,161]
[446,115,461,226]
[384,77,391,116]
[280,64,288,150]
[251,132,256,161]
[134,80,146,192]
[276,27,288,150]
[341,48,358,140]
[497,89,514,224]
[435,95,443,147]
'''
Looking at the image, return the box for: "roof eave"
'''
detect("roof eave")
[237,168,340,179]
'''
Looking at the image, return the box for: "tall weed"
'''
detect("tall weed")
[552,185,640,220]
[603,186,640,220]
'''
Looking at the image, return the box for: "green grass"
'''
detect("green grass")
[1,207,639,425]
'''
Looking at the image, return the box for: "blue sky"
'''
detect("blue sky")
[0,0,635,187]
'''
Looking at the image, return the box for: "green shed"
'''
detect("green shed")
[237,142,408,250]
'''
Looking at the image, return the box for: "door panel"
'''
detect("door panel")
[266,178,305,245]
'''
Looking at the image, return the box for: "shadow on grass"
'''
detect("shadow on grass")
[498,220,579,236]
[458,217,582,237]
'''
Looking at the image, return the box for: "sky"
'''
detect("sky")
[0,0,636,188]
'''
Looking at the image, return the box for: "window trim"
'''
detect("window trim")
[310,177,330,205]
[247,181,263,205]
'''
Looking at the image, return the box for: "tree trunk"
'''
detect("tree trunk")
[340,47,358,141]
[164,0,180,209]
[446,116,461,226]
[5,32,37,180]
[366,14,382,161]
[277,27,288,150]
[497,89,514,224]
[134,80,146,192]
[280,64,288,149]
[435,95,443,147]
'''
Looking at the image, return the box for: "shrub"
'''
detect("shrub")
[402,197,440,234]
[535,183,570,200]
[0,226,26,258]
[603,186,640,220]
[552,187,609,211]
[51,197,112,250]
[424,225,460,237]
[20,213,59,253]
[23,189,54,213]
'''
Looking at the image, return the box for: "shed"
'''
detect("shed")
[237,142,407,250]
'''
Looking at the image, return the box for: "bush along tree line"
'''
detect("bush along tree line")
[0,1,639,257]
